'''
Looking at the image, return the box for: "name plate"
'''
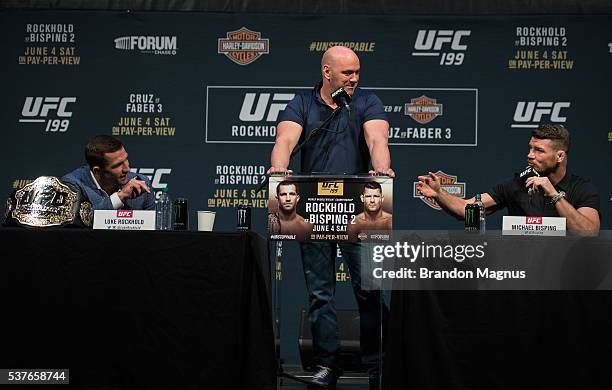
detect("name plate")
[502,216,566,236]
[93,210,156,230]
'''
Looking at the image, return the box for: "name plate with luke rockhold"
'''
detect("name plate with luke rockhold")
[267,174,393,242]
[93,210,155,230]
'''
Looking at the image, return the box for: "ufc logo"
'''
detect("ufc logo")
[413,30,471,52]
[526,216,543,224]
[21,97,76,118]
[511,102,570,128]
[129,168,171,189]
[117,210,133,218]
[318,180,344,195]
[239,93,294,122]
[321,183,339,188]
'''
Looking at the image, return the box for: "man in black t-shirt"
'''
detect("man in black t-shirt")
[416,124,600,235]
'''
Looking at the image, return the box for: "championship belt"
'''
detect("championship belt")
[3,176,93,228]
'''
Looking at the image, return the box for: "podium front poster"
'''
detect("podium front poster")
[267,175,393,242]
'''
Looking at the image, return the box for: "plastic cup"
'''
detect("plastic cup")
[197,211,216,231]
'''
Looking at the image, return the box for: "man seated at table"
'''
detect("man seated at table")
[62,134,155,211]
[415,124,600,236]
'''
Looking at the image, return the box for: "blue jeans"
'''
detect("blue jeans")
[300,241,388,371]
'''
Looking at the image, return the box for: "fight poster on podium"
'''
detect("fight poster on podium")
[267,174,393,242]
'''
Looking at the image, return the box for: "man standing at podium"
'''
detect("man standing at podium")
[416,124,600,235]
[268,45,393,389]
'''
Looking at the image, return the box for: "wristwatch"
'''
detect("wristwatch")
[549,190,566,205]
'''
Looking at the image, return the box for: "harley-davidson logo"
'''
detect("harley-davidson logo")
[413,170,465,210]
[404,95,443,124]
[218,27,270,65]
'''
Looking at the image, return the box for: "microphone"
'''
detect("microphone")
[331,87,351,112]
[518,166,540,195]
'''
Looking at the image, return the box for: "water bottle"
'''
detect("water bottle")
[475,193,486,233]
[156,187,172,230]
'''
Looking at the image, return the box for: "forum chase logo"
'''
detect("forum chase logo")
[404,95,443,124]
[218,27,269,65]
[114,36,177,55]
[413,171,466,210]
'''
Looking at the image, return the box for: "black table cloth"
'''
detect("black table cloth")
[0,228,276,390]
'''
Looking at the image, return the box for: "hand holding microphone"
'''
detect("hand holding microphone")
[518,166,540,196]
[519,166,556,196]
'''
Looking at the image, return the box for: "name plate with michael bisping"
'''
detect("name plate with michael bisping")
[502,216,566,236]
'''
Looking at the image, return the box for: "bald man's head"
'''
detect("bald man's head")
[320,46,360,97]
[321,45,359,68]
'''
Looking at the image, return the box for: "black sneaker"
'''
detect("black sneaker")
[307,365,342,389]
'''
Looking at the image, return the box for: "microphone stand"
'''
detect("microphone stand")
[258,105,342,389]
[255,106,342,194]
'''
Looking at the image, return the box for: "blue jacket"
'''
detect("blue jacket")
[61,166,156,211]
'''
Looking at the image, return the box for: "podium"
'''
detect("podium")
[266,174,392,388]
